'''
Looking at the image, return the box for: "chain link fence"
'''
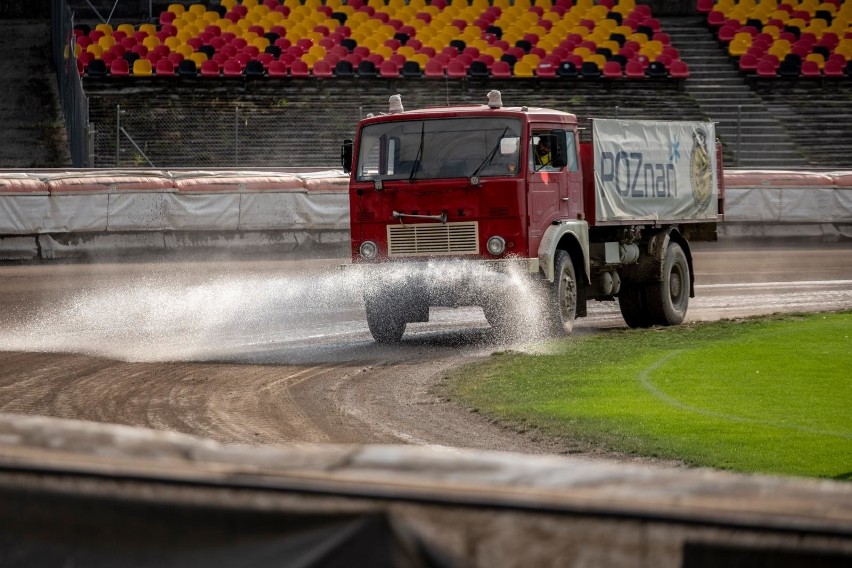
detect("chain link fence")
[51,0,91,167]
[86,82,490,168]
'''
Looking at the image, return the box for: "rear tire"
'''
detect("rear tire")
[547,250,577,335]
[645,242,690,326]
[365,297,406,343]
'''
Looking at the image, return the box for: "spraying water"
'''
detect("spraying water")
[0,260,556,363]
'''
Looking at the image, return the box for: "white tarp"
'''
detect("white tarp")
[593,119,718,223]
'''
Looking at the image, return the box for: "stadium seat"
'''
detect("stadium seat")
[110,58,130,77]
[624,60,645,78]
[556,61,578,78]
[222,59,243,77]
[312,60,333,77]
[154,57,175,77]
[535,62,557,77]
[424,59,444,77]
[401,60,423,78]
[756,58,779,77]
[334,60,356,77]
[445,59,466,79]
[290,60,311,77]
[132,58,153,77]
[379,60,400,78]
[645,61,668,78]
[512,60,534,78]
[580,61,601,78]
[823,58,845,78]
[602,60,623,78]
[199,59,220,77]
[669,59,690,79]
[242,60,264,78]
[356,60,377,77]
[491,60,512,78]
[177,59,198,78]
[267,60,287,77]
[468,60,490,78]
[800,59,821,77]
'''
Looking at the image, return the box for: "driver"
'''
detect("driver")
[534,138,552,167]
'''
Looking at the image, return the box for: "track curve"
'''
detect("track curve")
[0,242,850,456]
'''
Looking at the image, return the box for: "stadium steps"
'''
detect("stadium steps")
[658,16,809,168]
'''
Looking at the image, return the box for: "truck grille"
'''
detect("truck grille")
[387,221,479,257]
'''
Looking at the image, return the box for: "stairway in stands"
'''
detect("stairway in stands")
[659,16,809,168]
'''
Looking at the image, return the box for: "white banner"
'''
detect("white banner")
[593,119,719,223]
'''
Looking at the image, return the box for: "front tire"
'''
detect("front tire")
[646,242,690,326]
[365,297,406,343]
[547,250,577,335]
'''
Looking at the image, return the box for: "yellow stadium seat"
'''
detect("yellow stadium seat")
[397,46,416,59]
[203,11,220,24]
[242,0,259,7]
[142,36,160,50]
[242,31,259,43]
[253,37,271,51]
[767,39,791,58]
[164,36,181,50]
[521,53,541,68]
[375,45,394,59]
[95,23,113,35]
[728,37,750,57]
[220,0,237,9]
[86,43,104,58]
[572,46,592,59]
[805,52,825,69]
[176,44,194,58]
[117,23,135,36]
[97,35,116,49]
[167,3,184,15]
[189,51,207,66]
[513,59,534,77]
[133,58,153,76]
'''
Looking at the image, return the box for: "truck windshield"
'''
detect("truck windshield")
[356,117,522,182]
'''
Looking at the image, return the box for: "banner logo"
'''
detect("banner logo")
[690,127,713,211]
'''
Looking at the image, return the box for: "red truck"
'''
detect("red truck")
[341,92,723,342]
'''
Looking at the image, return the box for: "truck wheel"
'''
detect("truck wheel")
[365,298,406,343]
[646,242,690,326]
[548,250,577,335]
[618,282,652,328]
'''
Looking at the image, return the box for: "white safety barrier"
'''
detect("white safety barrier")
[0,169,850,259]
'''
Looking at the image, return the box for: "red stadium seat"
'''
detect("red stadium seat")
[625,60,645,78]
[313,60,334,77]
[800,60,821,77]
[602,60,623,78]
[110,58,130,76]
[268,60,288,77]
[200,59,220,77]
[739,53,759,73]
[154,58,175,76]
[536,62,557,77]
[446,59,467,78]
[756,58,778,77]
[823,59,845,78]
[379,60,400,78]
[290,60,310,77]
[669,60,690,78]
[491,60,511,78]
[424,59,444,77]
[223,59,243,77]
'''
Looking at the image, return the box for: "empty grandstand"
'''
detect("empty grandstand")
[5,0,851,169]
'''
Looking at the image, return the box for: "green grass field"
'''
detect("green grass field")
[446,312,852,479]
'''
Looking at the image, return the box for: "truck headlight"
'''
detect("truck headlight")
[359,240,379,260]
[486,236,506,256]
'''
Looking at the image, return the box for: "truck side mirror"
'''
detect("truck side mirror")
[341,139,353,173]
[549,130,568,168]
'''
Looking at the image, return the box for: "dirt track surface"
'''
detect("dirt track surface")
[0,243,850,457]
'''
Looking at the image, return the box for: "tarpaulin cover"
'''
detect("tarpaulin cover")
[593,119,719,222]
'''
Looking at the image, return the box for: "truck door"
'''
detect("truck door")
[528,129,577,253]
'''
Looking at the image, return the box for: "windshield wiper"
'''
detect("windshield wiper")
[408,122,425,182]
[470,126,509,179]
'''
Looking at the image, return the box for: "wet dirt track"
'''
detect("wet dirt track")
[0,242,850,456]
